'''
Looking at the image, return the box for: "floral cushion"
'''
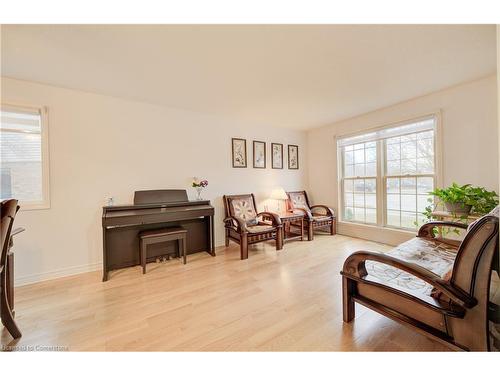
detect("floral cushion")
[489,205,500,217]
[430,268,453,299]
[246,224,275,234]
[230,197,258,225]
[288,192,310,211]
[311,213,330,221]
[365,237,459,296]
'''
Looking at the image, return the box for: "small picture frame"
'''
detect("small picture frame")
[271,143,283,169]
[231,138,247,168]
[288,145,299,169]
[253,140,266,169]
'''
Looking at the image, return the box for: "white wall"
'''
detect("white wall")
[307,75,498,245]
[1,77,308,285]
[3,72,498,284]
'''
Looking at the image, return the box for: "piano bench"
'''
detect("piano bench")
[139,227,188,274]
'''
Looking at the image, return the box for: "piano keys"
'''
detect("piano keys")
[102,189,215,281]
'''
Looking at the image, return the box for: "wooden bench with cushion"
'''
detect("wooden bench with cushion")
[341,206,499,351]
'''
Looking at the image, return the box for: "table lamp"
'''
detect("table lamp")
[270,187,288,214]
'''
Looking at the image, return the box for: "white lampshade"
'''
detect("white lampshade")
[270,187,288,200]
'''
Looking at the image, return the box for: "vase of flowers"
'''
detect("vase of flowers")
[192,178,208,200]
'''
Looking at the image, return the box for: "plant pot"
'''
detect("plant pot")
[444,202,472,215]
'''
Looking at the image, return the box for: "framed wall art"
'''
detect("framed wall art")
[231,138,247,168]
[253,140,266,168]
[288,144,299,169]
[271,143,283,169]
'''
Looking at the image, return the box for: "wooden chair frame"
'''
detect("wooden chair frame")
[223,194,283,260]
[286,190,336,241]
[341,216,499,351]
[1,199,22,339]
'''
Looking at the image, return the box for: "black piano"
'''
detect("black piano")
[102,189,215,281]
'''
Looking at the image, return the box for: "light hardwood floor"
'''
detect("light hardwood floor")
[1,234,450,351]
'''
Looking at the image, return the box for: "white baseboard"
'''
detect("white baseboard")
[14,262,103,287]
[14,241,227,287]
[13,240,227,287]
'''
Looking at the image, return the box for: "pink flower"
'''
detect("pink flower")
[192,179,208,188]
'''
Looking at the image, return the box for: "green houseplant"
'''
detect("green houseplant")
[428,183,498,216]
[419,183,498,235]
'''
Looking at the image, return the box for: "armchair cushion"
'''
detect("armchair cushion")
[311,213,331,221]
[246,224,276,234]
[365,237,459,296]
[229,196,258,226]
[430,268,453,299]
[288,191,310,211]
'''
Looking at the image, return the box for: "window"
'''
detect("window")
[338,115,439,231]
[342,141,377,224]
[0,104,50,209]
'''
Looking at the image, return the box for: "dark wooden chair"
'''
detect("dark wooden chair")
[223,194,282,260]
[341,211,499,351]
[1,199,22,339]
[286,191,336,241]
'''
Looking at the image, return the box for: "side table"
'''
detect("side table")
[278,212,304,243]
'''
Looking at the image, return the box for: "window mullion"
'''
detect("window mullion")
[376,140,384,226]
[340,146,345,221]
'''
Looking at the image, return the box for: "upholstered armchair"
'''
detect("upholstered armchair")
[341,208,499,351]
[286,191,336,241]
[223,194,283,260]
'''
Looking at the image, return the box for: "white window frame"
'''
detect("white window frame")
[336,112,442,232]
[339,143,378,225]
[1,103,51,210]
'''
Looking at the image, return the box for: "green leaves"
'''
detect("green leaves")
[429,182,498,215]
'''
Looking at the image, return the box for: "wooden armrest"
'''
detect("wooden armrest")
[223,216,248,232]
[310,205,335,217]
[418,221,469,239]
[350,279,465,318]
[341,250,476,308]
[257,212,282,226]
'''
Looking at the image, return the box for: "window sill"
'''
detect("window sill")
[338,220,416,233]
[337,220,415,246]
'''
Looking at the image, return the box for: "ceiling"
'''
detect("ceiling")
[1,25,497,130]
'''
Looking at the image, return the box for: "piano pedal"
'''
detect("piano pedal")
[154,255,174,264]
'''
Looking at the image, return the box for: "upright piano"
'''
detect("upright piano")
[102,189,215,281]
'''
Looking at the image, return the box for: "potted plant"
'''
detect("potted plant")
[428,183,498,215]
[464,185,499,214]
